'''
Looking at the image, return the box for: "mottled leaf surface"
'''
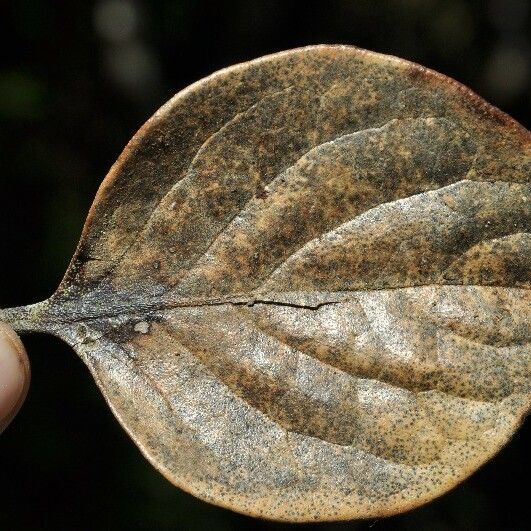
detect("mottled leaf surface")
[2,46,530,522]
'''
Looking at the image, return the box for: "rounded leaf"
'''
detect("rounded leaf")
[12,46,531,522]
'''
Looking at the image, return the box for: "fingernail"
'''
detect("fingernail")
[0,322,30,431]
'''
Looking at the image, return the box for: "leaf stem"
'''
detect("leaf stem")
[0,301,51,334]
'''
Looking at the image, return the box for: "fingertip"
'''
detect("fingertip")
[0,322,30,432]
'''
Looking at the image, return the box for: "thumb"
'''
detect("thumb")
[0,322,30,433]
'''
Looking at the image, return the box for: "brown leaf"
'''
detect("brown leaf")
[1,45,529,522]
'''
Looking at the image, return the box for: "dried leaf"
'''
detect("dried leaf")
[1,45,529,522]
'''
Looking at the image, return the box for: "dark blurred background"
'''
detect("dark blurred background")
[0,1,529,530]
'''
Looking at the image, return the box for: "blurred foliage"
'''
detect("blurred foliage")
[0,1,529,530]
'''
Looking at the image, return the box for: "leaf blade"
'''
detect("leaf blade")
[5,45,530,522]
